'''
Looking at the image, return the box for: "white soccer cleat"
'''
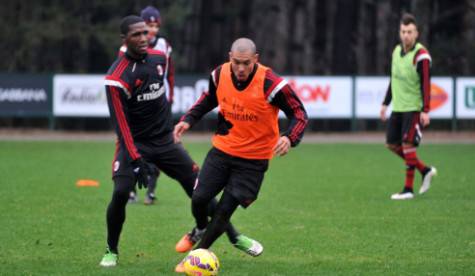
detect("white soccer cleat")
[391,192,414,200]
[248,240,264,256]
[419,167,437,194]
[234,235,264,257]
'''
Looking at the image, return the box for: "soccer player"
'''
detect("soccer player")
[133,5,175,103]
[121,6,175,205]
[99,16,261,267]
[173,38,308,272]
[380,13,437,200]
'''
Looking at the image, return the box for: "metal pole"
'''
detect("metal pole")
[452,76,457,132]
[351,76,357,132]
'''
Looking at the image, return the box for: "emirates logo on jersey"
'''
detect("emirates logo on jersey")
[222,98,259,122]
[157,65,164,76]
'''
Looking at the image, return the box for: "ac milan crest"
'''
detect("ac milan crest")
[157,65,164,76]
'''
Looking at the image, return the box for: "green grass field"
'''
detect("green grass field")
[0,140,474,275]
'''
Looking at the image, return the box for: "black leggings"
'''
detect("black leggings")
[195,191,240,249]
[106,176,133,253]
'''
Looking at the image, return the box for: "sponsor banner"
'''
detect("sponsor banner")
[174,76,354,119]
[456,78,475,118]
[171,76,209,114]
[430,77,453,119]
[136,75,351,119]
[0,74,51,116]
[355,77,390,118]
[355,77,453,118]
[53,75,108,117]
[52,74,464,119]
[285,76,352,118]
[53,74,211,117]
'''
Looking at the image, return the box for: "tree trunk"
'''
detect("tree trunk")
[462,0,475,74]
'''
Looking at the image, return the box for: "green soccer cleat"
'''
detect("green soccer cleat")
[234,234,263,257]
[99,248,118,267]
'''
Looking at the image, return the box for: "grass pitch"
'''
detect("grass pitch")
[0,140,474,275]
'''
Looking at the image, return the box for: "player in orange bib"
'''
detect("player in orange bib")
[173,38,308,272]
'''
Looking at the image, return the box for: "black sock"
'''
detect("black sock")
[207,198,240,243]
[422,167,431,175]
[197,191,240,249]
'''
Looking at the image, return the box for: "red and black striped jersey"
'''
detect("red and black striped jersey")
[105,49,172,161]
[181,64,308,147]
[119,34,175,103]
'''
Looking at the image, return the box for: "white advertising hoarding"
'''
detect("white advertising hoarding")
[355,77,389,118]
[430,77,453,119]
[285,76,352,118]
[456,78,475,119]
[53,75,211,117]
[171,78,209,114]
[355,76,453,119]
[52,74,465,120]
[53,75,109,117]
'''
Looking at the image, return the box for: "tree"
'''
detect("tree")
[0,0,472,75]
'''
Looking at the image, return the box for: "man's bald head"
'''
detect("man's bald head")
[228,38,259,81]
[230,38,257,54]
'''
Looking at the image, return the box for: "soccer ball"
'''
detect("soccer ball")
[183,248,220,276]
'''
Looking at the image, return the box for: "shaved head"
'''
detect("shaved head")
[230,38,256,54]
[228,38,259,81]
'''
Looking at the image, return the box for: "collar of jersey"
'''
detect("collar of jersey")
[399,42,417,57]
[230,64,258,92]
[125,51,147,62]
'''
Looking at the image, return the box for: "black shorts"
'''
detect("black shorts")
[112,138,199,186]
[386,111,423,146]
[193,147,269,208]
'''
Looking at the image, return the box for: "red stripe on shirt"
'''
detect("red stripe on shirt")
[291,119,307,142]
[111,58,129,79]
[422,60,430,112]
[117,59,129,76]
[289,121,304,142]
[110,87,140,160]
[112,60,126,77]
[290,115,307,142]
[413,48,428,65]
[105,75,131,94]
[147,48,166,58]
[264,70,283,98]
[281,85,308,143]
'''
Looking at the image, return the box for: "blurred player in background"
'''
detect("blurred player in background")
[173,38,308,272]
[139,5,175,103]
[380,13,437,200]
[120,5,175,205]
[100,16,261,268]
